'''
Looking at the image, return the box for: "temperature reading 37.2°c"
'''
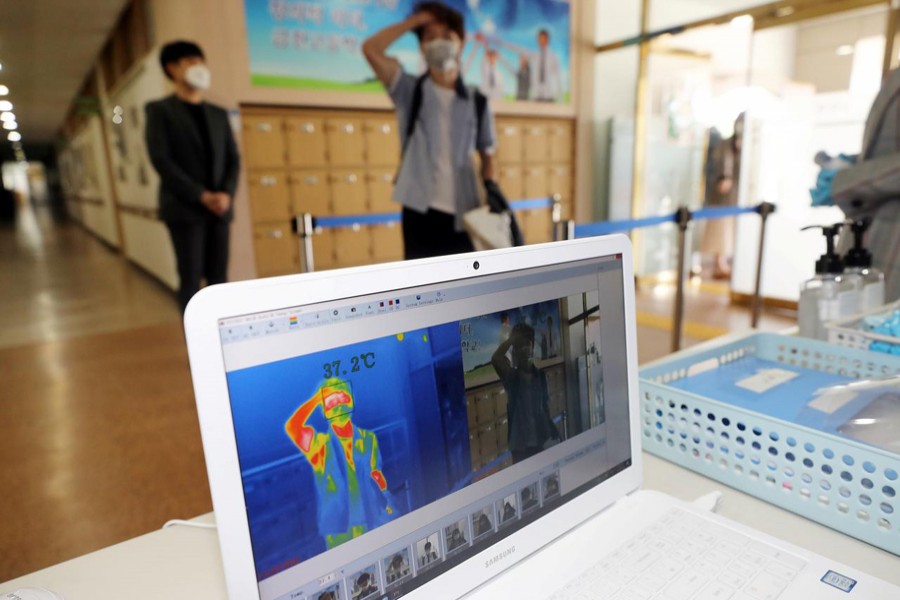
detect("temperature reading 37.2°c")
[322,353,376,379]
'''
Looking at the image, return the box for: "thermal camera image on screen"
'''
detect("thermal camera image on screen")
[284,377,398,550]
[224,292,607,582]
[226,324,472,580]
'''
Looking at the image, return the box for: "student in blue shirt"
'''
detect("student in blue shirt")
[363,2,497,260]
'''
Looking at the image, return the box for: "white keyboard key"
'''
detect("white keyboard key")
[717,539,744,557]
[771,552,805,571]
[718,569,748,590]
[696,581,736,600]
[693,557,720,574]
[633,574,668,595]
[630,549,659,573]
[763,560,799,581]
[665,569,710,600]
[749,541,777,556]
[704,547,733,567]
[613,588,653,600]
[726,560,756,580]
[738,550,767,568]
[744,572,788,600]
[653,557,687,580]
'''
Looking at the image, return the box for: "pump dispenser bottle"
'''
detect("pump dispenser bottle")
[843,218,885,313]
[798,225,860,340]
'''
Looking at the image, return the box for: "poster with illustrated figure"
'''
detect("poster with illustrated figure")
[245,0,571,103]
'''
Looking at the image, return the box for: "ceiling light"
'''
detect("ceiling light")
[0,85,8,96]
[730,15,754,28]
[3,121,17,130]
[0,112,14,122]
[775,7,795,17]
[0,101,12,111]
[836,45,854,56]
[8,131,21,142]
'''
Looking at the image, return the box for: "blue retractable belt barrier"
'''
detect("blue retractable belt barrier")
[310,197,556,231]
[573,213,677,238]
[692,205,758,221]
[510,197,555,211]
[313,212,401,229]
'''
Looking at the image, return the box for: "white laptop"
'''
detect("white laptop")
[184,236,897,600]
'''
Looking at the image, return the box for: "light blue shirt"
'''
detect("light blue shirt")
[387,70,497,230]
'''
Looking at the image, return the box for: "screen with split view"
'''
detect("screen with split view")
[219,257,633,600]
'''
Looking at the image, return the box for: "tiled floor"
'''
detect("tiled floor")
[0,206,797,581]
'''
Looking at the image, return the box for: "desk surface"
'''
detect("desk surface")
[3,453,898,599]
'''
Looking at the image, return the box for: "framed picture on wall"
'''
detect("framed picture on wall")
[245,0,572,104]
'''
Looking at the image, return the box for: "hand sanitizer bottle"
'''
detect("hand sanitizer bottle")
[843,218,885,313]
[798,225,860,340]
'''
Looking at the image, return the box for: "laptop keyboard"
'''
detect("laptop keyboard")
[546,508,806,600]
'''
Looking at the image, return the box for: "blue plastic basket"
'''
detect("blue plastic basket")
[639,332,900,555]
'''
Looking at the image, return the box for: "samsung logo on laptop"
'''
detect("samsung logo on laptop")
[485,546,516,569]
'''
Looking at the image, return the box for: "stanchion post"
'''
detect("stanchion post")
[299,213,316,273]
[672,206,692,353]
[565,219,575,241]
[751,202,776,328]
[551,193,563,241]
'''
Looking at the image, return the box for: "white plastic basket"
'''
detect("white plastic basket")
[826,300,900,352]
[639,332,900,555]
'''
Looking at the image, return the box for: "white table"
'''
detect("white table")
[2,454,897,599]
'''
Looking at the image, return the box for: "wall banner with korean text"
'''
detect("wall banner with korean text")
[246,0,571,104]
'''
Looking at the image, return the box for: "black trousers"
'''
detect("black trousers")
[166,218,230,313]
[402,207,474,260]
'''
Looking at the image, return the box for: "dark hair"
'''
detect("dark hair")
[538,28,551,40]
[159,40,205,80]
[412,2,465,42]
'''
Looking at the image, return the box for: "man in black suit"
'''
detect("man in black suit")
[145,41,240,313]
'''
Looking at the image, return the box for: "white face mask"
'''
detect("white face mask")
[184,64,211,91]
[422,39,460,73]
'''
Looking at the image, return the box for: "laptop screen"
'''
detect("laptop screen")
[218,254,633,600]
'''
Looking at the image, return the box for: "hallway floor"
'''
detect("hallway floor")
[0,207,795,581]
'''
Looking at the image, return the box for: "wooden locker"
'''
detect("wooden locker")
[496,121,523,164]
[470,432,482,470]
[242,115,286,169]
[466,395,478,430]
[549,123,573,163]
[524,165,550,199]
[370,222,403,262]
[525,209,553,244]
[364,118,401,167]
[325,117,365,166]
[498,165,524,202]
[248,172,291,223]
[523,122,550,163]
[366,170,397,213]
[479,422,498,461]
[495,416,509,451]
[285,117,327,168]
[253,224,298,276]
[333,227,372,267]
[311,229,337,271]
[289,171,331,216]
[330,170,367,216]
